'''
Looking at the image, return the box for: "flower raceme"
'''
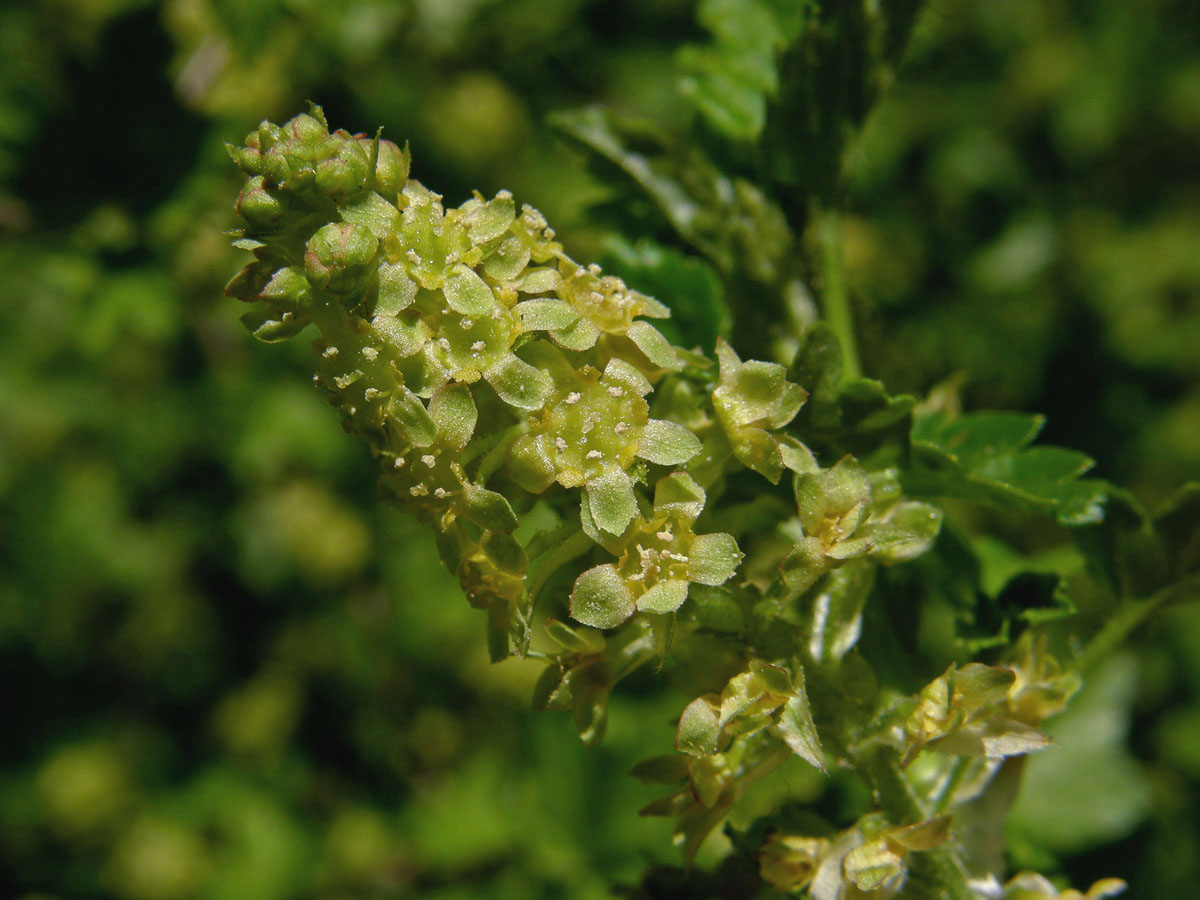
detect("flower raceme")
[224,106,802,658]
[224,109,1122,898]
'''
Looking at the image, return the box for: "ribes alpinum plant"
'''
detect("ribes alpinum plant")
[220,5,1199,898]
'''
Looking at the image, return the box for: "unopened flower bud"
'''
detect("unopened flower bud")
[255,121,286,153]
[304,222,378,292]
[284,111,329,147]
[235,176,286,228]
[363,137,411,197]
[315,139,370,199]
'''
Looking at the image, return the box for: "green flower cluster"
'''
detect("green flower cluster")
[225,107,797,662]
[224,109,1127,897]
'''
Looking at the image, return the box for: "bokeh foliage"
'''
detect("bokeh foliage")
[0,1,1197,898]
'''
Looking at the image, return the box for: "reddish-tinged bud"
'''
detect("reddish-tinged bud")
[304,222,378,293]
[315,139,370,199]
[235,175,286,229]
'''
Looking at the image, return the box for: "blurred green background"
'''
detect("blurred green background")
[0,1,1197,898]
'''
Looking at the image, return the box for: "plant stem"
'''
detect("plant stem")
[816,207,862,380]
[1077,575,1198,673]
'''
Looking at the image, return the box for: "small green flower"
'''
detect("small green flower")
[569,473,741,628]
[508,350,700,534]
[780,456,876,592]
[712,337,807,483]
[304,222,379,293]
[758,833,830,894]
[546,264,680,370]
[779,462,943,593]
[234,175,288,229]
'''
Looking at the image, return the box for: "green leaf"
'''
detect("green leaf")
[518,267,560,294]
[676,0,809,141]
[912,412,1043,469]
[548,106,792,286]
[910,411,1108,526]
[677,697,721,756]
[571,564,636,629]
[773,691,826,772]
[789,322,843,427]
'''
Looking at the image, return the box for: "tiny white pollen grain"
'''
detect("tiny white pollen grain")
[471,341,486,352]
[588,263,601,275]
[362,347,379,360]
[434,487,448,498]
[421,454,436,467]
[614,422,629,435]
[565,392,581,405]
[394,457,406,468]
[364,387,381,400]
[607,386,623,397]
[347,406,357,415]
[555,437,568,452]
[657,530,673,542]
[406,250,421,263]
[438,338,451,350]
[322,346,339,358]
[459,317,474,329]
[586,450,602,460]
